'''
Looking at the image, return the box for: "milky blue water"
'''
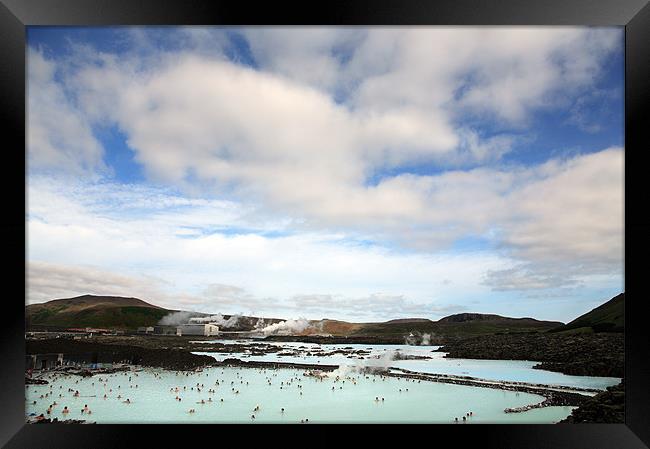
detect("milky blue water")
[193,341,621,391]
[25,366,575,424]
[25,340,621,423]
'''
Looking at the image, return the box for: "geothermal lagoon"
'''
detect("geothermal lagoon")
[192,341,620,390]
[27,366,575,424]
[25,342,620,424]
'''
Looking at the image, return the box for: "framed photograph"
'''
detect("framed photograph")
[1,0,648,447]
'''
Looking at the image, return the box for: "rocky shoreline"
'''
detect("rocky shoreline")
[559,381,624,423]
[438,332,623,378]
[385,367,591,412]
[30,418,91,424]
[26,338,215,371]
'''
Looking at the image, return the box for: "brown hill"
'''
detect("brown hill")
[26,295,172,330]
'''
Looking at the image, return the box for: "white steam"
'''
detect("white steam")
[259,318,311,335]
[421,333,431,345]
[158,311,202,326]
[329,350,396,377]
[189,313,242,328]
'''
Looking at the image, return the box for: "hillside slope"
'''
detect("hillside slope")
[549,293,624,333]
[26,295,172,330]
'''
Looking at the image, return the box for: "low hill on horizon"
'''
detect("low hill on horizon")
[26,295,285,331]
[26,294,174,330]
[347,312,562,338]
[29,293,627,338]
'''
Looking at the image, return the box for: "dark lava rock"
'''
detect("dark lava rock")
[439,333,623,377]
[26,377,48,385]
[26,339,214,371]
[559,381,624,423]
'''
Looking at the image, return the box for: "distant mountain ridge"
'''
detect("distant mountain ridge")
[439,313,547,323]
[28,293,625,337]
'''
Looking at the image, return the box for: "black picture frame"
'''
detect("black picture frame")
[1,0,648,447]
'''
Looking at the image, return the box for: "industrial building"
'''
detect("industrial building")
[153,325,178,335]
[176,323,219,336]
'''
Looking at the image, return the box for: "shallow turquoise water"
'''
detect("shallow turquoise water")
[193,341,621,391]
[25,367,575,423]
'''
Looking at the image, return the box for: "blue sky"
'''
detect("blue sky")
[26,27,624,322]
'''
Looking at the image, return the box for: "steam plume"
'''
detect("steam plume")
[189,313,242,328]
[259,318,311,335]
[329,350,396,377]
[158,311,202,326]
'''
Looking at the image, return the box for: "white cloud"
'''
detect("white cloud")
[26,260,200,309]
[26,143,624,318]
[245,28,620,124]
[42,28,618,236]
[25,28,624,318]
[27,49,106,175]
[27,174,513,319]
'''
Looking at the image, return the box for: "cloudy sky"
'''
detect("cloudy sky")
[26,27,624,323]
